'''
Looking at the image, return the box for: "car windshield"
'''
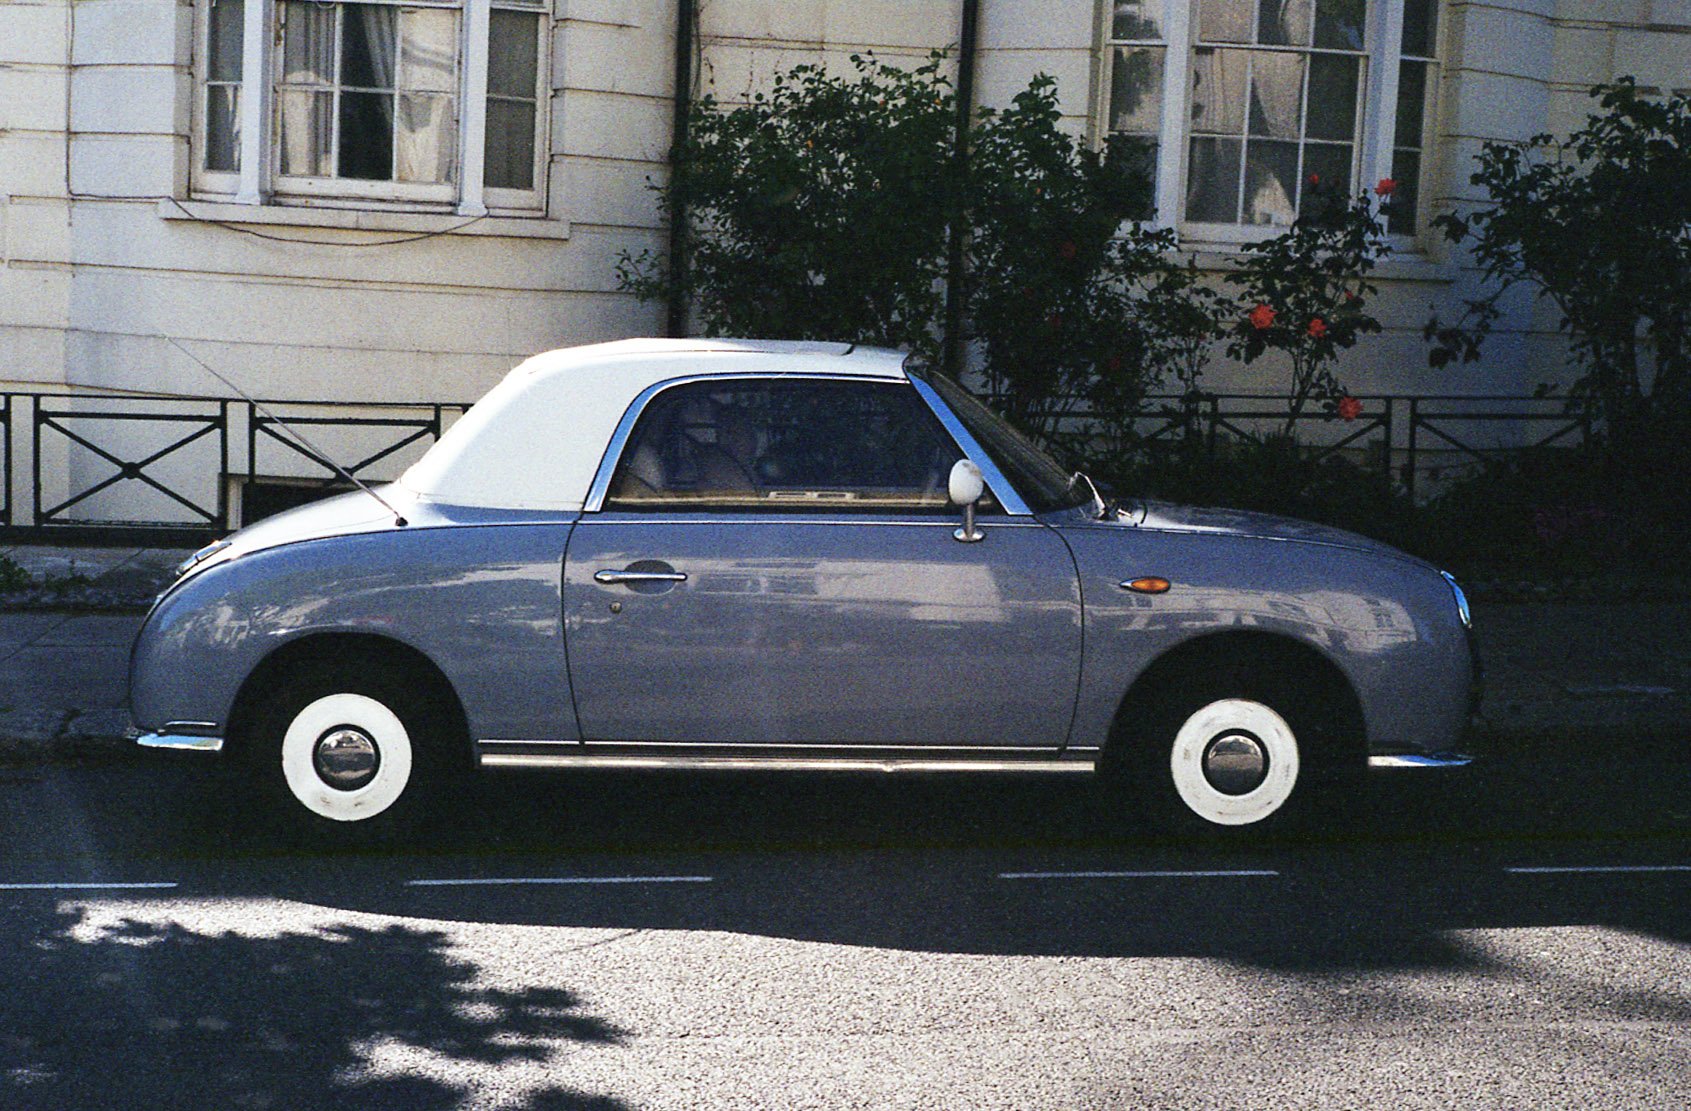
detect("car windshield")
[913,368,1094,514]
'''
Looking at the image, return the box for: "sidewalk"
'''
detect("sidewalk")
[1,541,1687,764]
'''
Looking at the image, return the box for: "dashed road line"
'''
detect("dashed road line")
[406,875,714,887]
[1506,865,1691,875]
[998,869,1280,880]
[0,882,179,891]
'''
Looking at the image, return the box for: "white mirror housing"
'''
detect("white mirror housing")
[948,459,985,507]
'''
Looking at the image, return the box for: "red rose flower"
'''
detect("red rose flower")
[1248,303,1277,330]
[1374,178,1397,196]
[1058,240,1078,260]
[1306,172,1321,187]
[1336,395,1363,422]
[1307,317,1328,338]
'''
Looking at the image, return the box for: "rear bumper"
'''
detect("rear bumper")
[134,726,223,753]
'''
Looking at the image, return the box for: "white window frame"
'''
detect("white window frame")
[191,0,549,217]
[1099,0,1441,246]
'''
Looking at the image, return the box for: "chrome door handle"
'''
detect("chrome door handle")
[594,569,688,585]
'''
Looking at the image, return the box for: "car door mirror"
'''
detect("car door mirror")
[948,459,985,543]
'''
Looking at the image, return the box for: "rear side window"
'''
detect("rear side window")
[604,379,966,513]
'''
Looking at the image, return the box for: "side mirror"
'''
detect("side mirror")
[948,459,985,543]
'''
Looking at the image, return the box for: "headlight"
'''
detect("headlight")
[1440,571,1471,629]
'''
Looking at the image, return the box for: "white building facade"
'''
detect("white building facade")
[0,1,1686,528]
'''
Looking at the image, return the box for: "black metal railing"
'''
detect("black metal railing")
[1045,392,1595,502]
[0,387,1593,544]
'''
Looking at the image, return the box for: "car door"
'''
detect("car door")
[562,376,1083,749]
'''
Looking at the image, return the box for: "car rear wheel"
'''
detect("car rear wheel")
[242,659,447,840]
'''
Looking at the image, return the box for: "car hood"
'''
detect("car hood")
[1131,501,1430,566]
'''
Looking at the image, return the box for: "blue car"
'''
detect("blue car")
[131,339,1476,836]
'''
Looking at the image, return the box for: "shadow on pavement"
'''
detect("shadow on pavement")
[0,898,628,1110]
[127,754,1691,969]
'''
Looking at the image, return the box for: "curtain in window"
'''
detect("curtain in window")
[278,1,335,176]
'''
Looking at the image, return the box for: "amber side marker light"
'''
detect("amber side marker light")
[1122,577,1171,594]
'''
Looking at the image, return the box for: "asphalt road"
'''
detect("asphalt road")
[2,755,1688,1110]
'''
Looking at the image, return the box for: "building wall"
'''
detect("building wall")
[0,0,1685,410]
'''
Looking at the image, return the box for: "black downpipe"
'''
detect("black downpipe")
[665,0,696,338]
[942,0,981,375]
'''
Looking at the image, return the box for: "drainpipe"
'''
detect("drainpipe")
[665,0,696,338]
[942,0,980,375]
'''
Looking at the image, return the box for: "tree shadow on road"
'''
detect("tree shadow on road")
[0,900,628,1110]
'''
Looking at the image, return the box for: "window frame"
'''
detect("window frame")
[599,377,978,517]
[190,0,550,217]
[1099,0,1442,245]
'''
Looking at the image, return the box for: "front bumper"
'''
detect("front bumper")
[1367,751,1473,769]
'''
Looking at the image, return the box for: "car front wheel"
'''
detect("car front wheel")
[1109,672,1322,835]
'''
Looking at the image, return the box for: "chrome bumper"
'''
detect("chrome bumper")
[135,730,224,753]
[1367,752,1472,769]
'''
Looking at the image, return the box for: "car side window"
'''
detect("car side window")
[604,379,977,513]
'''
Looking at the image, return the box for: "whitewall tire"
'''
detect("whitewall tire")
[1166,698,1300,827]
[278,692,415,823]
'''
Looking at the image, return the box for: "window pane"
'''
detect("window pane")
[1110,46,1165,134]
[1302,141,1353,196]
[205,85,241,171]
[1198,0,1252,43]
[1388,148,1420,234]
[281,1,335,85]
[1111,0,1164,40]
[208,0,245,83]
[341,4,397,90]
[1314,0,1366,49]
[488,10,541,99]
[1244,139,1299,224]
[278,89,333,176]
[485,99,536,189]
[1401,0,1438,57]
[400,7,458,93]
[1187,137,1242,221]
[1248,52,1305,139]
[338,91,395,179]
[606,382,959,512]
[1395,60,1428,145]
[397,92,457,183]
[1258,0,1314,47]
[1307,52,1360,140]
[1190,48,1248,135]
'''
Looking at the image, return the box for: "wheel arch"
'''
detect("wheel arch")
[1106,630,1368,770]
[226,632,473,769]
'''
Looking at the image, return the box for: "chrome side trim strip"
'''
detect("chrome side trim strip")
[1367,752,1473,769]
[136,732,225,753]
[480,752,1097,773]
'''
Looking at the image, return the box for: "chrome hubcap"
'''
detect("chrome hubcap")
[312,727,380,791]
[1202,732,1268,795]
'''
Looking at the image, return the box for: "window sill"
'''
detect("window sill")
[1179,244,1456,283]
[159,197,570,241]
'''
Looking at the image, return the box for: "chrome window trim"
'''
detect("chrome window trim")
[905,373,1033,516]
[581,371,1029,515]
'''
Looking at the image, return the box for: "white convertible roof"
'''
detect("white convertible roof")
[398,338,911,511]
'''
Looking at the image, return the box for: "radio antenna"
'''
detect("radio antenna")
[163,335,409,527]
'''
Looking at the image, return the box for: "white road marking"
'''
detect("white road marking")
[0,882,178,891]
[406,875,714,887]
[998,869,1279,880]
[1506,865,1691,875]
